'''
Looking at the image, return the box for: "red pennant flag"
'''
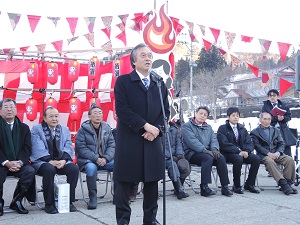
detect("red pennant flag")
[7,13,21,31]
[218,48,227,56]
[262,72,269,83]
[280,78,293,97]
[66,17,78,36]
[27,15,41,33]
[202,38,212,52]
[170,17,184,36]
[209,27,220,43]
[130,13,144,32]
[190,33,196,42]
[20,46,30,53]
[277,42,291,62]
[241,35,253,43]
[246,63,259,77]
[51,40,63,56]
[116,31,127,46]
[101,28,111,39]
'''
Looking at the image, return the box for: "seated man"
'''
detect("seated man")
[217,107,260,194]
[165,121,189,199]
[30,106,79,214]
[250,112,298,195]
[75,106,115,209]
[182,106,233,197]
[0,98,36,216]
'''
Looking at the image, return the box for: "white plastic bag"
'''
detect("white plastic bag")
[54,175,70,213]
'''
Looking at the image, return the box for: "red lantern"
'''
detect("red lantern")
[45,97,57,109]
[47,62,58,85]
[89,97,101,108]
[68,60,80,82]
[113,59,124,77]
[27,61,39,84]
[69,97,81,120]
[88,56,100,80]
[25,98,38,121]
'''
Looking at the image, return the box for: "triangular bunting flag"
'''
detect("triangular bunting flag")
[84,17,96,33]
[246,63,259,77]
[262,72,269,83]
[51,40,63,56]
[83,33,95,47]
[116,23,125,32]
[185,21,194,33]
[230,54,240,70]
[170,17,184,36]
[20,46,30,53]
[47,17,60,27]
[202,38,212,52]
[116,31,127,46]
[280,78,293,97]
[66,17,79,36]
[218,48,227,56]
[277,42,291,62]
[241,35,253,43]
[27,15,41,33]
[190,33,197,43]
[198,24,205,36]
[224,31,236,51]
[67,36,79,45]
[209,27,220,43]
[118,14,129,25]
[3,48,15,56]
[101,28,111,39]
[101,41,113,56]
[259,39,272,56]
[130,13,144,32]
[7,13,21,31]
[36,44,46,52]
[101,16,113,30]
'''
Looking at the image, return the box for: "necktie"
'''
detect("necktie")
[233,126,238,141]
[142,78,149,90]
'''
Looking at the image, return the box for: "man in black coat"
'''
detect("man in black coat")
[262,89,294,156]
[114,43,169,225]
[217,107,260,194]
[0,98,35,216]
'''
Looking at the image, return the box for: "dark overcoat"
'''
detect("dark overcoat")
[113,70,170,182]
[217,120,254,155]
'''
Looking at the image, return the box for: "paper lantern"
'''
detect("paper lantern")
[69,97,81,120]
[68,60,80,82]
[25,98,38,121]
[47,62,58,85]
[89,97,101,108]
[27,61,39,84]
[88,56,100,80]
[45,97,57,109]
[113,59,124,77]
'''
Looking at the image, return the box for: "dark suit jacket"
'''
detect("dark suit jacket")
[250,125,285,159]
[0,116,32,165]
[217,120,253,155]
[113,70,170,182]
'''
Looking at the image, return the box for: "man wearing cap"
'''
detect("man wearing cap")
[164,121,189,199]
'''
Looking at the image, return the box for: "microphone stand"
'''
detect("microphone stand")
[154,77,177,225]
[294,138,300,186]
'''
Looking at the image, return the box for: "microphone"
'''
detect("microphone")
[175,90,181,97]
[148,69,163,81]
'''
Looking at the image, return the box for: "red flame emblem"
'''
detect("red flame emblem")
[143,4,175,54]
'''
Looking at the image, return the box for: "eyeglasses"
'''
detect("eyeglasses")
[140,53,153,59]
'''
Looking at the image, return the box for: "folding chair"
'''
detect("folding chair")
[79,170,113,204]
[186,164,218,194]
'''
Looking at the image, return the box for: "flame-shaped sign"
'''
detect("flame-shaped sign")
[143,4,175,54]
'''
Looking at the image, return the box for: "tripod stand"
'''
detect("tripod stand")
[294,139,300,186]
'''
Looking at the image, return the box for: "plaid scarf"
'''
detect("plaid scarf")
[42,120,62,159]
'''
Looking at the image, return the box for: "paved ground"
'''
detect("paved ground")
[1,165,300,225]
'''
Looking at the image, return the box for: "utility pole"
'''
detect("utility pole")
[189,41,193,114]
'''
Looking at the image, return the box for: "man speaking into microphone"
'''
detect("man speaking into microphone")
[114,43,170,225]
